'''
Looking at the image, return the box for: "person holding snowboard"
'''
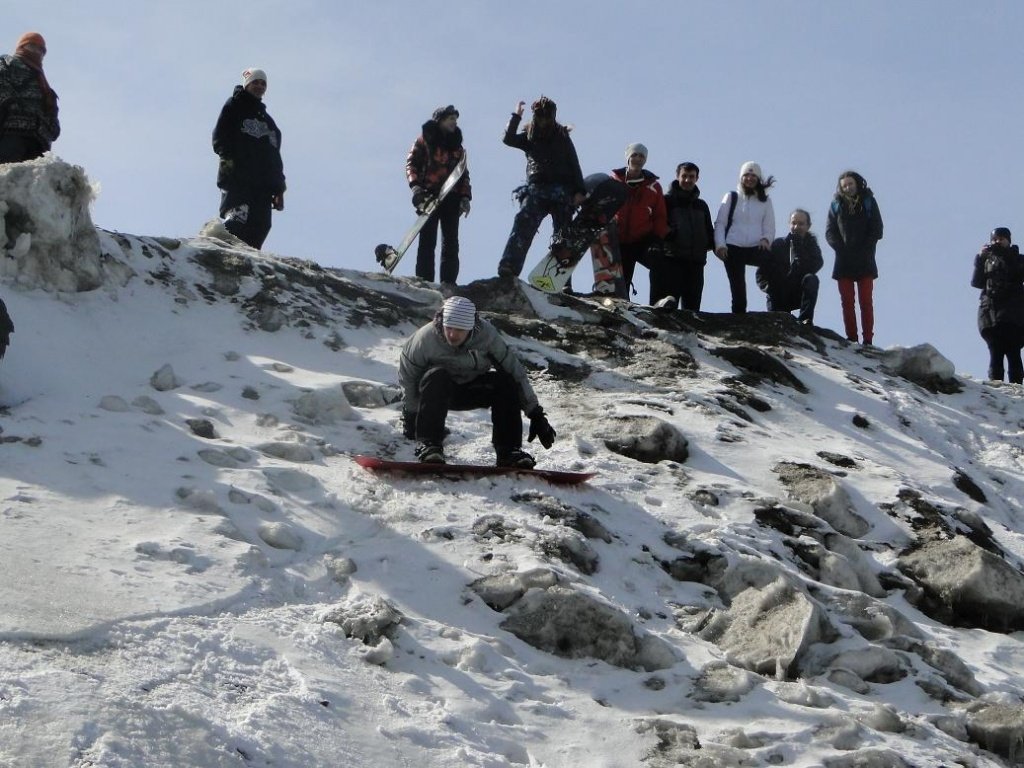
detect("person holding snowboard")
[399,296,556,467]
[212,67,286,249]
[652,161,715,310]
[610,143,668,293]
[405,105,471,286]
[497,97,586,278]
[971,227,1024,384]
[755,208,823,324]
[825,170,883,345]
[0,32,60,163]
[713,162,776,314]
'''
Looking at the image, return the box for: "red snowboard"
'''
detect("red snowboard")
[353,455,595,486]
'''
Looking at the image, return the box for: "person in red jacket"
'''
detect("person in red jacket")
[611,143,668,292]
[405,105,471,285]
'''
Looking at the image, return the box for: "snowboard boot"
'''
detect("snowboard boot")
[415,442,446,464]
[495,448,536,469]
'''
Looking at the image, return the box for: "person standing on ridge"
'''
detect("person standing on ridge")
[497,97,586,278]
[212,68,286,249]
[756,208,823,324]
[610,143,668,293]
[825,170,883,345]
[653,161,715,310]
[399,296,557,468]
[405,105,471,287]
[0,32,59,163]
[971,227,1024,384]
[713,162,776,314]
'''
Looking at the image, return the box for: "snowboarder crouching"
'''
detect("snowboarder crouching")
[398,296,556,467]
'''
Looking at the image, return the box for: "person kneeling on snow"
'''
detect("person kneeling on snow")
[398,296,556,467]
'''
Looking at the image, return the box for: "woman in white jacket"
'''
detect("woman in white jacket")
[713,162,775,313]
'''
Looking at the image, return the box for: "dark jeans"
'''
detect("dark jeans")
[0,134,44,164]
[219,187,274,249]
[416,193,461,284]
[498,184,574,276]
[649,257,705,310]
[415,367,524,449]
[981,325,1024,383]
[620,240,653,294]
[724,245,768,314]
[767,274,819,323]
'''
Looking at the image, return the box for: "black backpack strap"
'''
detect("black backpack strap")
[724,191,738,238]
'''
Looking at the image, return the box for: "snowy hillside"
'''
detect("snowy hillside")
[2,159,1024,767]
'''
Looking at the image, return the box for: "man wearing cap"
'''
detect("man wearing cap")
[398,296,556,466]
[0,32,60,163]
[212,67,286,249]
[405,105,471,286]
[611,143,668,292]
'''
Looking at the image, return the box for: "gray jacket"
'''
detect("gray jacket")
[399,314,539,414]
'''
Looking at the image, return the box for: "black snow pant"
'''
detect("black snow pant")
[649,257,706,311]
[767,274,820,323]
[220,187,274,249]
[415,367,524,450]
[981,324,1024,384]
[0,133,44,164]
[724,245,768,314]
[416,192,461,284]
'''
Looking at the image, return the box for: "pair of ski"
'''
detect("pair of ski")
[375,165,627,297]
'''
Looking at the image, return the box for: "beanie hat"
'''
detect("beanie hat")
[991,227,1012,243]
[739,161,762,181]
[625,143,648,161]
[432,104,459,122]
[15,32,45,53]
[441,296,476,330]
[242,68,268,87]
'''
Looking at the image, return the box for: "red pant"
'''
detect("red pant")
[837,277,874,344]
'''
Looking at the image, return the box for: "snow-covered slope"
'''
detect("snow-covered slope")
[2,161,1024,767]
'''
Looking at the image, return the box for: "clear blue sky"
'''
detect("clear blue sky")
[12,1,1024,378]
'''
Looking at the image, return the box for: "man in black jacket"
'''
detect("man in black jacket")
[756,209,823,324]
[653,162,715,310]
[212,68,285,249]
[497,97,586,278]
[971,227,1024,383]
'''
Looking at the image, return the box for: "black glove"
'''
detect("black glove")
[527,406,556,449]
[411,186,435,214]
[401,410,417,440]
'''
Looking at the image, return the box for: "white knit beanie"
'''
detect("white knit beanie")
[625,143,648,161]
[242,68,268,87]
[739,161,762,181]
[441,296,476,330]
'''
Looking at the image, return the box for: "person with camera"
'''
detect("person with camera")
[971,227,1024,384]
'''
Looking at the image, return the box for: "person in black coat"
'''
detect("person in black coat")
[971,227,1024,384]
[651,162,715,310]
[0,297,13,361]
[825,170,883,344]
[756,209,823,324]
[212,68,286,249]
[0,32,59,163]
[497,97,586,277]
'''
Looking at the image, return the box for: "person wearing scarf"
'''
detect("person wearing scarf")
[825,170,884,345]
[0,32,60,163]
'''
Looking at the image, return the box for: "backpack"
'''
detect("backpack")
[830,195,875,219]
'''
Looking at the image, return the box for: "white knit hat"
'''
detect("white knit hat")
[625,143,648,161]
[739,161,762,181]
[441,296,476,330]
[242,68,268,87]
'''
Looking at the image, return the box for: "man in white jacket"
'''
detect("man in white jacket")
[713,161,776,314]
